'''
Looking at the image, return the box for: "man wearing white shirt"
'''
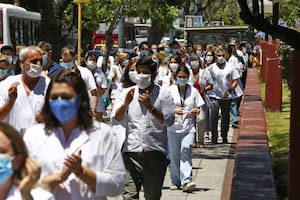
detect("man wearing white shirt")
[0,46,49,134]
[207,47,239,144]
[112,56,175,200]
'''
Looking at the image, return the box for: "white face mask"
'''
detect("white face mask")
[205,56,214,64]
[136,73,152,89]
[169,63,179,72]
[86,60,96,70]
[25,63,43,78]
[190,60,199,68]
[6,55,13,65]
[128,71,137,83]
[216,56,225,65]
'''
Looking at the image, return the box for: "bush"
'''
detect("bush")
[278,42,294,89]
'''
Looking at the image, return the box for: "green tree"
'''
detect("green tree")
[215,0,244,25]
[280,0,300,27]
[127,0,181,44]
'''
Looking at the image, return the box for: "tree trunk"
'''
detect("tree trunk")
[38,0,71,61]
[148,17,164,45]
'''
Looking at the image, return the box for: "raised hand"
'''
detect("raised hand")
[8,82,19,103]
[138,90,152,110]
[64,150,83,176]
[125,88,135,106]
[18,158,41,198]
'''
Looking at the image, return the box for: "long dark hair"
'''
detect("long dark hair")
[175,62,190,78]
[41,71,93,130]
[121,58,138,88]
[0,122,28,181]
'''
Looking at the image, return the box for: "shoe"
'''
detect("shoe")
[222,138,228,144]
[170,184,180,190]
[182,182,196,192]
[232,122,239,129]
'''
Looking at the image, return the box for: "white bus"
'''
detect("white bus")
[0,3,41,51]
[134,23,151,45]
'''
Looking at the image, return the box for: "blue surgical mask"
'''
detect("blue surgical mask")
[171,49,178,55]
[123,59,129,68]
[0,69,9,79]
[61,61,75,69]
[0,154,13,185]
[176,78,188,86]
[196,50,203,58]
[164,48,170,53]
[152,49,157,54]
[139,50,149,57]
[42,55,48,66]
[49,95,81,124]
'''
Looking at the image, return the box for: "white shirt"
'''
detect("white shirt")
[77,66,97,92]
[167,84,205,133]
[155,65,172,88]
[94,68,107,113]
[228,56,244,97]
[6,185,54,200]
[23,122,126,200]
[112,84,175,154]
[96,56,114,69]
[107,64,123,88]
[198,68,213,88]
[110,86,131,150]
[0,75,49,133]
[207,62,240,99]
[77,66,98,111]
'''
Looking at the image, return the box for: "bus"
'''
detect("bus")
[92,21,136,49]
[0,3,41,51]
[134,23,151,45]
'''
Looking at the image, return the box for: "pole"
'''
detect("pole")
[289,51,300,200]
[77,3,82,65]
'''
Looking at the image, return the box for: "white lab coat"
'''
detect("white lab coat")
[23,122,126,200]
[0,74,49,133]
[6,185,54,200]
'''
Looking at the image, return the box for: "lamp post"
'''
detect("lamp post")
[73,0,90,64]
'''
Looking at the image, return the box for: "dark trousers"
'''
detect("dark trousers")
[210,98,232,143]
[122,151,168,200]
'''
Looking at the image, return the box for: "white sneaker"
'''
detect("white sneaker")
[170,184,179,190]
[182,182,196,192]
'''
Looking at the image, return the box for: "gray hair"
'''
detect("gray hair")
[61,45,76,58]
[19,46,42,61]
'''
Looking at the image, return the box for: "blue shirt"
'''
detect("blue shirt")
[48,62,65,78]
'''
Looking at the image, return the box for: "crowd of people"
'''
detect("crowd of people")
[0,38,259,200]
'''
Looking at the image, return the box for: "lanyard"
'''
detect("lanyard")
[177,85,187,107]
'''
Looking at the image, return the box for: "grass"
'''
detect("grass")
[260,81,290,200]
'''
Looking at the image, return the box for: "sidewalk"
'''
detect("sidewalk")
[108,127,236,200]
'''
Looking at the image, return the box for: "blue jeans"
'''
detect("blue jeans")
[167,131,195,186]
[230,99,238,123]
